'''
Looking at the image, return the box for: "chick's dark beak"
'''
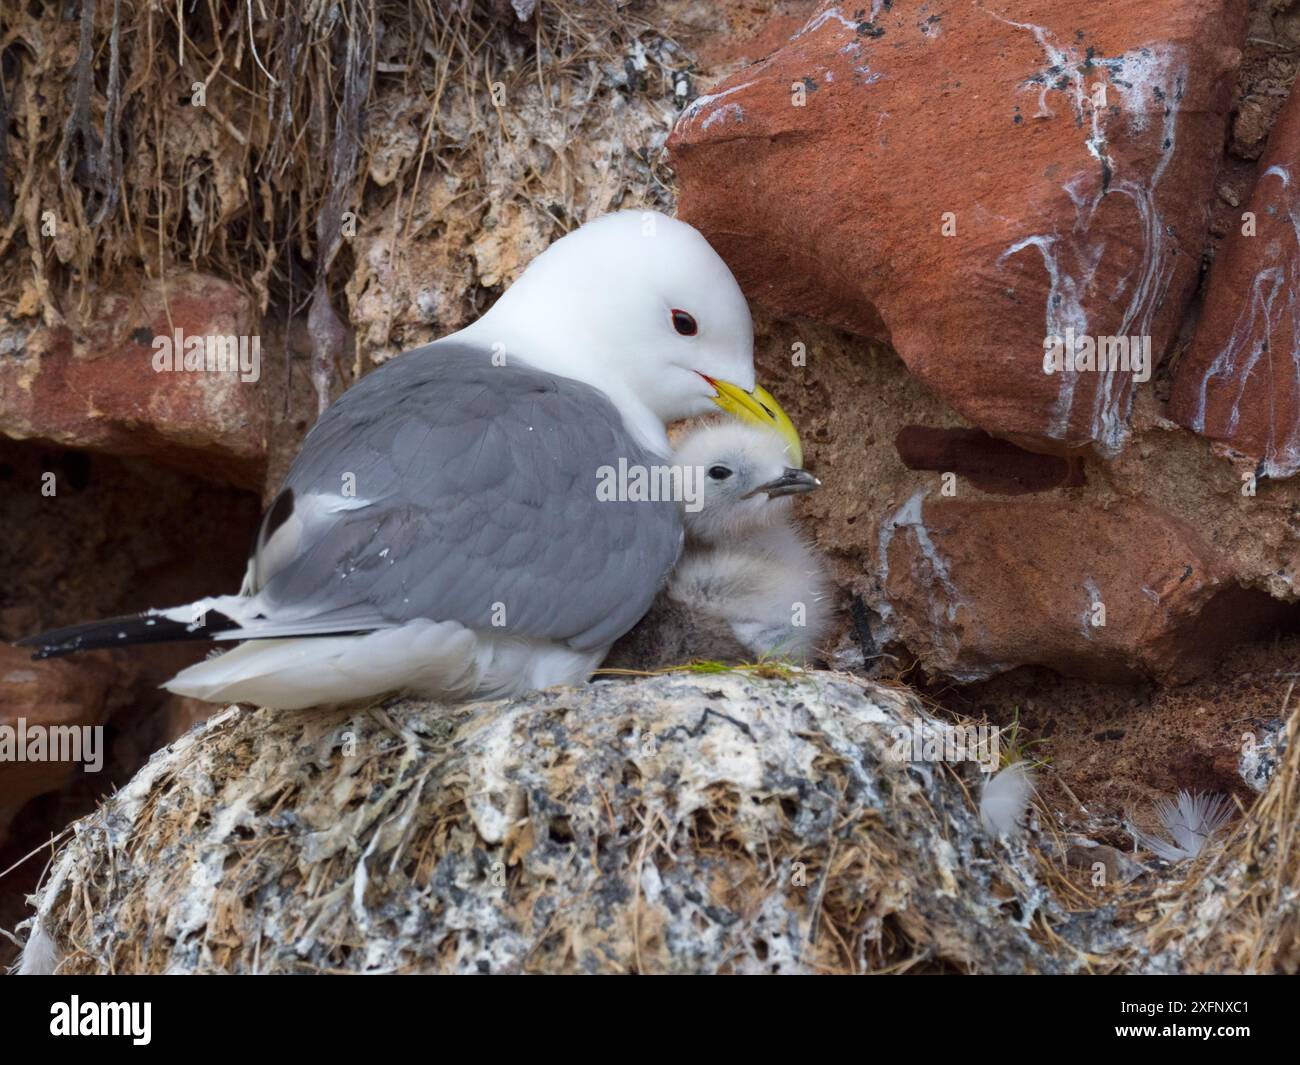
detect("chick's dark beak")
[745,468,822,499]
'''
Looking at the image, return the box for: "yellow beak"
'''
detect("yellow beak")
[707,378,803,467]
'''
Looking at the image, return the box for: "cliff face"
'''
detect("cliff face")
[6,0,1300,974]
[670,0,1300,686]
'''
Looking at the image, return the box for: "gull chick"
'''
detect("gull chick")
[605,422,829,669]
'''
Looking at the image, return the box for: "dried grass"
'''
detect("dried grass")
[1131,703,1298,973]
[12,670,1300,973]
[0,0,694,401]
[15,672,1073,974]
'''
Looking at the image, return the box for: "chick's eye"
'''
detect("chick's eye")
[707,465,732,480]
[671,309,698,336]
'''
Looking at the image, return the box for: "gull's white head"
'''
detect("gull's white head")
[460,210,800,458]
[675,421,820,545]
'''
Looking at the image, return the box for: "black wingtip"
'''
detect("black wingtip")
[16,637,65,661]
[17,610,240,659]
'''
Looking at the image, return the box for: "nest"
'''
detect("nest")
[18,669,1300,974]
[17,671,1082,974]
[1127,708,1299,973]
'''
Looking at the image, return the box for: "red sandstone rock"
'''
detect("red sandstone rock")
[1170,77,1300,476]
[0,645,116,844]
[876,494,1285,682]
[670,0,1246,456]
[0,274,269,489]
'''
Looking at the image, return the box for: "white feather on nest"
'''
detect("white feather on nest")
[16,919,61,975]
[1127,790,1234,862]
[979,762,1035,837]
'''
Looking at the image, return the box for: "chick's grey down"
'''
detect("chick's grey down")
[604,421,828,671]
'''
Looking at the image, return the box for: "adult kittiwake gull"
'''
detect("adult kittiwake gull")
[603,420,828,671]
[19,211,801,710]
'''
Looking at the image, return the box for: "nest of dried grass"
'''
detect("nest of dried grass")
[1120,705,1299,974]
[16,671,1082,974]
[16,670,1299,974]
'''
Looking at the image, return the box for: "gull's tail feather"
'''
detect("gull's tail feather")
[17,604,243,660]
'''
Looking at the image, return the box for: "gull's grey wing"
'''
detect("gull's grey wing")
[247,343,683,651]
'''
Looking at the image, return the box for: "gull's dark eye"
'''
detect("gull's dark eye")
[707,465,732,480]
[671,309,698,336]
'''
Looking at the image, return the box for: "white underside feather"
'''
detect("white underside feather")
[165,621,603,709]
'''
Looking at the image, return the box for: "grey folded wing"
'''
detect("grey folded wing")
[246,343,683,652]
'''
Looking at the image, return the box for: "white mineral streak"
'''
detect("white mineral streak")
[700,103,746,131]
[1081,577,1103,639]
[991,14,1187,454]
[1189,165,1300,477]
[794,7,863,39]
[877,490,965,659]
[678,81,756,130]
